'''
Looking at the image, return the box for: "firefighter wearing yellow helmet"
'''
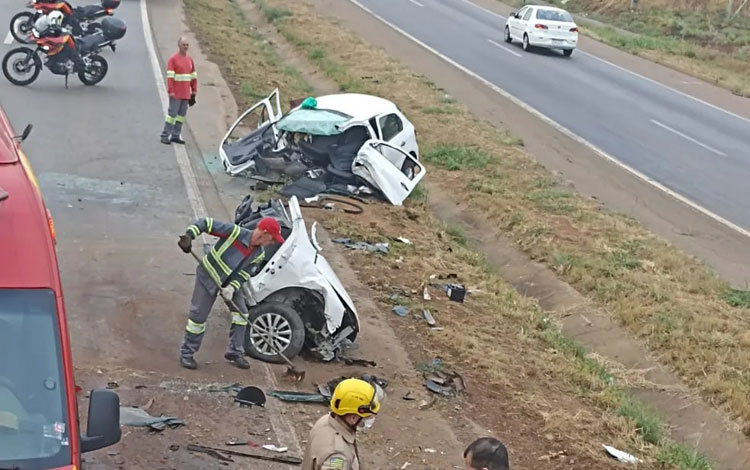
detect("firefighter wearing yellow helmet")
[302,378,383,470]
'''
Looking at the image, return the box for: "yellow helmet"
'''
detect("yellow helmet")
[330,378,381,418]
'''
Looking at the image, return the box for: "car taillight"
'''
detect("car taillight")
[534,24,548,30]
[106,8,113,14]
[570,27,579,32]
[46,208,56,244]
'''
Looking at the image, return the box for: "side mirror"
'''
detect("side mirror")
[13,124,32,142]
[80,389,121,453]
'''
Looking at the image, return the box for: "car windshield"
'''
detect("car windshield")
[536,9,573,22]
[0,289,71,469]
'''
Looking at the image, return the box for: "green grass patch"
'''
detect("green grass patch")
[422,106,455,115]
[308,48,327,60]
[618,395,664,445]
[445,223,468,247]
[722,288,750,308]
[423,145,494,170]
[253,0,291,22]
[656,442,713,470]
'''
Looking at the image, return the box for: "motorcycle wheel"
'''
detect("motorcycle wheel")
[78,55,108,86]
[2,48,41,86]
[9,12,36,44]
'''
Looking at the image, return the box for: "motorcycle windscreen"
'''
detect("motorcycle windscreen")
[352,140,426,206]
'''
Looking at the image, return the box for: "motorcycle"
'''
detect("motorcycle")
[2,16,126,87]
[9,0,121,44]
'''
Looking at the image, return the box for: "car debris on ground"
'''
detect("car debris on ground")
[333,237,390,253]
[269,375,389,405]
[417,360,465,397]
[119,406,184,432]
[218,90,426,206]
[603,445,640,463]
[187,443,303,465]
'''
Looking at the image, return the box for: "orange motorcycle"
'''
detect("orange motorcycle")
[10,0,120,44]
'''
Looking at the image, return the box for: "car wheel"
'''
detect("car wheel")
[244,301,306,363]
[522,34,531,52]
[504,26,512,43]
[563,48,573,57]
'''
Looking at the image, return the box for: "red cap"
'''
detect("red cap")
[257,217,284,243]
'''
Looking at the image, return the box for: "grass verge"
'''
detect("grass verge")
[253,0,750,439]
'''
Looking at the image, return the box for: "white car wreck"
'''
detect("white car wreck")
[231,194,359,363]
[219,89,426,206]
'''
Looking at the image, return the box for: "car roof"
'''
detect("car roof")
[0,106,58,289]
[314,94,398,122]
[526,5,568,12]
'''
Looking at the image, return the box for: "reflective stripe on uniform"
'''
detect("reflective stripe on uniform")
[232,312,248,326]
[206,217,213,234]
[174,73,194,82]
[185,319,206,334]
[201,254,223,286]
[217,226,241,257]
[230,280,241,291]
[175,115,185,123]
[166,70,175,78]
[210,248,232,275]
[187,225,200,237]
[165,115,176,124]
[238,270,249,281]
[250,251,265,264]
[190,72,198,79]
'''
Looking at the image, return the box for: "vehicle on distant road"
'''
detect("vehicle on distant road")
[0,106,121,470]
[504,5,578,57]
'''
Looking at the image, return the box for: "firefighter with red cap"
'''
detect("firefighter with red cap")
[177,216,285,370]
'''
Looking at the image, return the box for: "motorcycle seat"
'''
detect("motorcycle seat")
[76,33,107,53]
[75,5,105,17]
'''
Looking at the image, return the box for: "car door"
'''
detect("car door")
[510,7,527,38]
[520,7,534,36]
[219,89,284,174]
[376,112,416,157]
[352,140,426,206]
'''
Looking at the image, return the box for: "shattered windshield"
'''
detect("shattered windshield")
[0,289,71,469]
[277,108,352,136]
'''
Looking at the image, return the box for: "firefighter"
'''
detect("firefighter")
[177,216,284,370]
[302,378,383,470]
[161,36,197,145]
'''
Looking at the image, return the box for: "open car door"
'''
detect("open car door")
[352,139,426,206]
[219,89,284,175]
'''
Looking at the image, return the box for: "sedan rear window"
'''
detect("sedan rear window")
[536,9,573,22]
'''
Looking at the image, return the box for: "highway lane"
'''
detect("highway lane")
[355,0,750,231]
[0,0,196,369]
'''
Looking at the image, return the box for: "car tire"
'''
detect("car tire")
[563,49,573,57]
[522,34,531,52]
[504,26,512,43]
[244,301,306,363]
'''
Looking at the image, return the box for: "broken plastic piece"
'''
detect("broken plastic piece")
[333,237,389,254]
[119,406,184,431]
[422,309,436,326]
[392,305,409,317]
[424,379,453,396]
[446,284,466,302]
[300,97,318,109]
[603,445,639,464]
[396,237,412,244]
[263,444,288,453]
[235,386,266,407]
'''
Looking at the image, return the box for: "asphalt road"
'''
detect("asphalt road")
[0,0,196,370]
[356,0,750,231]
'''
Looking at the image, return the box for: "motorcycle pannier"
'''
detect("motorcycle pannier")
[101,17,127,40]
[101,0,121,9]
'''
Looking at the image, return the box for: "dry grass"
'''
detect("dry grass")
[184,0,721,465]
[255,0,750,435]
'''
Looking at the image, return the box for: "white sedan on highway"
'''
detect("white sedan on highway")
[504,5,579,56]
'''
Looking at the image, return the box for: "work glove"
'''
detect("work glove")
[178,233,193,254]
[220,285,236,302]
[188,94,196,107]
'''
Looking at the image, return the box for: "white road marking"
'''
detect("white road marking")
[139,0,303,456]
[4,32,14,45]
[650,119,727,157]
[455,0,750,126]
[409,0,424,6]
[348,0,750,239]
[488,38,521,57]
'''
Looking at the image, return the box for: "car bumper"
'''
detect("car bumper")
[529,35,577,49]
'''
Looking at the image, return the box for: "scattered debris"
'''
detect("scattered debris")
[269,391,329,403]
[343,358,377,367]
[187,444,303,465]
[392,305,409,317]
[424,448,437,453]
[419,362,465,397]
[169,444,180,452]
[106,381,119,389]
[538,450,567,461]
[333,237,389,254]
[422,284,431,300]
[142,398,154,411]
[422,309,436,327]
[603,445,640,464]
[395,237,412,245]
[119,406,184,431]
[418,397,437,410]
[263,444,288,453]
[446,284,466,303]
[227,439,259,447]
[429,273,457,280]
[159,381,245,394]
[134,385,147,390]
[235,386,266,407]
[403,391,416,401]
[401,462,411,469]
